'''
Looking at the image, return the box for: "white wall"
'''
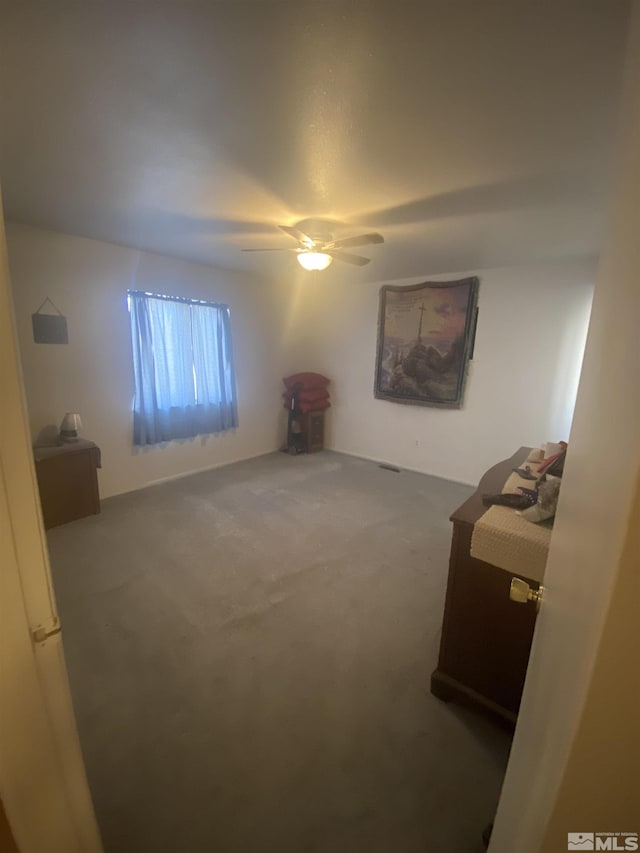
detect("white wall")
[6,221,596,496]
[7,224,293,498]
[293,261,594,484]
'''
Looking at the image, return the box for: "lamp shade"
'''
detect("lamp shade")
[60,412,82,440]
[297,251,333,271]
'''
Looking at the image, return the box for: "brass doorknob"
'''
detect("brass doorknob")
[510,577,544,611]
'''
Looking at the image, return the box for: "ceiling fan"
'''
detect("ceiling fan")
[242,225,384,270]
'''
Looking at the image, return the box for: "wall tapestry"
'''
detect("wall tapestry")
[374,277,479,408]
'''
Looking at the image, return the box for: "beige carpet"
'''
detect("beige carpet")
[47,451,511,853]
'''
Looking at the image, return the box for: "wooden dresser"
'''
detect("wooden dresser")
[34,440,101,529]
[430,448,541,728]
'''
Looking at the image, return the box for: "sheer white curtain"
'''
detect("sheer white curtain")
[129,291,238,446]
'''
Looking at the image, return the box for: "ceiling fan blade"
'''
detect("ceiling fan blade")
[241,247,297,253]
[278,225,315,246]
[324,232,384,250]
[326,250,371,266]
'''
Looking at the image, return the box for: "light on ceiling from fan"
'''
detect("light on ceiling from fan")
[297,251,333,271]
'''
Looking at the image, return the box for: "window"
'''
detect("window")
[128,290,238,446]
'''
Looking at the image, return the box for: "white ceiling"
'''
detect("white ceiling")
[0,1,631,281]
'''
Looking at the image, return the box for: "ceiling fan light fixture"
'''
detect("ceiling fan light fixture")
[296,251,333,271]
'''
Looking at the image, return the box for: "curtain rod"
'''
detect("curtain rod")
[128,289,228,309]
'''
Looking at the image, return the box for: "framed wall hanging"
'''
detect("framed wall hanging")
[374,277,479,409]
[32,297,69,344]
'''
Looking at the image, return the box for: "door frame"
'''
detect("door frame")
[0,190,102,852]
[489,3,640,849]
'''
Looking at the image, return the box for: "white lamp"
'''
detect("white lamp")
[296,251,333,271]
[60,412,83,442]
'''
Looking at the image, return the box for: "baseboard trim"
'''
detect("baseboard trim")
[107,446,474,499]
[111,449,280,497]
[327,447,475,487]
[430,669,517,731]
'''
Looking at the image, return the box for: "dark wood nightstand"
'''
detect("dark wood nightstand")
[33,440,101,529]
[300,411,325,453]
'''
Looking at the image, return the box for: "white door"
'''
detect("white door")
[489,4,640,850]
[0,189,103,852]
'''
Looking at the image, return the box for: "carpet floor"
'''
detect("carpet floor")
[47,451,511,853]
